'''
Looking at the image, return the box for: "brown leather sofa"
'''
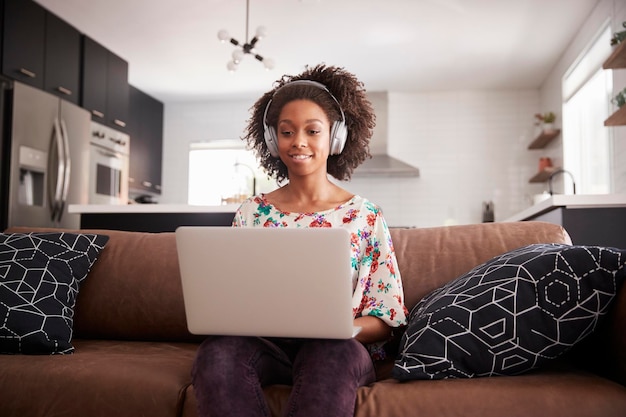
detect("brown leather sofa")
[1,221,625,417]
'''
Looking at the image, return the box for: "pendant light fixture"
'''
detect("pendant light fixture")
[217,0,274,72]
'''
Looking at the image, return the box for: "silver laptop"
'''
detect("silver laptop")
[175,226,360,339]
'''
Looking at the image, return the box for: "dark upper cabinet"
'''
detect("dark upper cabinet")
[128,86,163,194]
[81,36,129,131]
[1,2,129,128]
[44,12,81,104]
[2,0,46,88]
[107,52,129,130]
[81,36,107,119]
[128,86,146,190]
[2,1,81,103]
[144,91,163,194]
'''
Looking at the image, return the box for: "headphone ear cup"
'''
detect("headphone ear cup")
[329,121,348,155]
[264,125,279,157]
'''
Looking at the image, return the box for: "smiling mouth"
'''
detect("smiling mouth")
[290,154,312,160]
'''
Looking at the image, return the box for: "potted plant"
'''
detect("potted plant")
[610,21,626,46]
[535,112,556,133]
[612,87,626,108]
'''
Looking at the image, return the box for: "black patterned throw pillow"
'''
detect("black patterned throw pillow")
[0,232,109,354]
[393,243,626,380]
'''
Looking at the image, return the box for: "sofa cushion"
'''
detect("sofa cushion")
[0,339,198,417]
[356,371,626,417]
[394,244,626,380]
[0,232,109,354]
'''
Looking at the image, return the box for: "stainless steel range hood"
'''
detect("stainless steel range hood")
[352,92,420,178]
[353,154,420,177]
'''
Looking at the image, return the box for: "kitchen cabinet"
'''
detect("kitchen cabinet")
[603,40,626,126]
[107,52,130,130]
[504,195,626,249]
[128,85,163,194]
[531,206,626,247]
[44,12,81,104]
[2,1,81,103]
[81,36,129,131]
[81,37,107,120]
[2,0,46,88]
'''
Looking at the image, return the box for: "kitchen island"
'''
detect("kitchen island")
[503,194,626,248]
[69,204,240,232]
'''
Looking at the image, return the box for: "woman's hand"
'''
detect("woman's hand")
[353,316,391,344]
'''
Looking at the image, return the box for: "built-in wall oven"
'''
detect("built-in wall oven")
[89,121,130,205]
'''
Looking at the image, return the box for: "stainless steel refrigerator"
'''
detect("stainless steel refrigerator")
[4,81,90,229]
[0,77,11,231]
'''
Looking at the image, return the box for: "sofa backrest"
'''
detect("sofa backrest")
[5,226,201,342]
[5,221,571,343]
[389,221,572,311]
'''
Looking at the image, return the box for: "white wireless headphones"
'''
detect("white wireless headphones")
[262,80,348,158]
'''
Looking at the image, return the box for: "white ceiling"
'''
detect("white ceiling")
[35,0,599,103]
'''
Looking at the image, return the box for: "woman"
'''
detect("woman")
[192,64,408,417]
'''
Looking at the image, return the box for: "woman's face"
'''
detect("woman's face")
[276,99,331,178]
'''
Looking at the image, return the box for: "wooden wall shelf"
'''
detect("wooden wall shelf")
[528,129,561,149]
[603,40,626,69]
[605,105,626,126]
[529,167,561,183]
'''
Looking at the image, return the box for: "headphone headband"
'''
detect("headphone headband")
[262,79,348,157]
[270,80,345,122]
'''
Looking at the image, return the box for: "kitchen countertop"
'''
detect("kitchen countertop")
[503,194,626,222]
[68,204,241,214]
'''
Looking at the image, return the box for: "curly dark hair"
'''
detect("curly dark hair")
[242,64,375,182]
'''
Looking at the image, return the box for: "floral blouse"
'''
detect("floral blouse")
[232,194,408,360]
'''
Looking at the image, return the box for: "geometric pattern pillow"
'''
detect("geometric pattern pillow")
[0,232,109,354]
[393,244,626,380]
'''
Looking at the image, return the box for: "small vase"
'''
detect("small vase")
[538,157,553,171]
[542,123,555,134]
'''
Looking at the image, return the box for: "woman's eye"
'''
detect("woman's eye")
[308,129,321,135]
[280,130,293,136]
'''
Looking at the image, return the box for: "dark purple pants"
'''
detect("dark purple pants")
[192,336,376,417]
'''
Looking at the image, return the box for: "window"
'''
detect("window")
[188,141,274,205]
[562,25,613,194]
